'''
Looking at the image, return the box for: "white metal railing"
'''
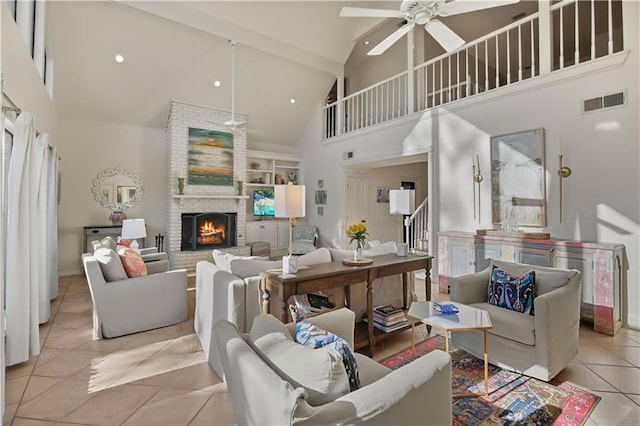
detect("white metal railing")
[322,0,623,140]
[414,11,540,112]
[405,197,428,253]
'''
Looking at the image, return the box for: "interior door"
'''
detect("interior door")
[344,173,366,247]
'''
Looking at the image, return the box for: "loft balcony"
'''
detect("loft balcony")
[322,0,624,140]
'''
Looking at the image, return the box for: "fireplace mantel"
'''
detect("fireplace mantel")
[172,194,249,205]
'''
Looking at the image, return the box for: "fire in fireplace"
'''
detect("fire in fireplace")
[181,212,236,251]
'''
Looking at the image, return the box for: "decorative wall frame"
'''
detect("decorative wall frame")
[490,128,546,227]
[376,187,390,203]
[187,127,234,186]
[315,189,327,205]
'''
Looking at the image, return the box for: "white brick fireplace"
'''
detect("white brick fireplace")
[166,100,250,271]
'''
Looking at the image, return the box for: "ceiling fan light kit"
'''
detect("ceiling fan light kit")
[340,0,520,56]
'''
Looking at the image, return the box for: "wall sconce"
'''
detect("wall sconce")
[558,154,572,223]
[472,155,483,223]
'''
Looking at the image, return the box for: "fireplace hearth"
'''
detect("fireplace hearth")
[181,212,237,251]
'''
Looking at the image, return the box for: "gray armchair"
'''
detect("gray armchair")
[449,259,582,381]
[291,225,318,255]
[82,252,188,339]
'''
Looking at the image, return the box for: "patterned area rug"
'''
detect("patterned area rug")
[380,336,600,425]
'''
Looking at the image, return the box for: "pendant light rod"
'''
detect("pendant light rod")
[229,40,236,122]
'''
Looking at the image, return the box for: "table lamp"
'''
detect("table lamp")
[389,189,415,255]
[121,218,146,253]
[275,184,306,274]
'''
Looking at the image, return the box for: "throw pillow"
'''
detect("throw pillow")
[293,311,361,392]
[488,266,535,315]
[212,249,267,273]
[296,247,332,266]
[101,236,117,251]
[93,247,128,282]
[249,314,350,406]
[118,247,148,278]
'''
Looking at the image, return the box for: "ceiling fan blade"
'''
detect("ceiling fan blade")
[340,7,403,18]
[425,19,465,52]
[439,0,520,17]
[368,23,414,56]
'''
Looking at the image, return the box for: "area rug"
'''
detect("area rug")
[380,336,600,425]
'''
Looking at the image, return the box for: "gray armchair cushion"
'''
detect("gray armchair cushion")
[291,225,318,255]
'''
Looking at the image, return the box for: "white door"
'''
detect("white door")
[344,173,366,247]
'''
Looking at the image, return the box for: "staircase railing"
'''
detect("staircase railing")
[404,197,428,253]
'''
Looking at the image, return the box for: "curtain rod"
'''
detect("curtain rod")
[2,92,22,115]
[1,93,61,160]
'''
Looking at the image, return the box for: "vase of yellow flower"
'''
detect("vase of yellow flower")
[345,223,368,261]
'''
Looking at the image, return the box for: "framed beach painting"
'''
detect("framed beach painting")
[188,128,234,186]
[490,128,546,227]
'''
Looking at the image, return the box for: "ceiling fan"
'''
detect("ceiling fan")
[224,40,246,129]
[340,0,520,56]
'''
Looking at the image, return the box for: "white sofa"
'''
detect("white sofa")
[196,243,416,378]
[215,308,452,425]
[449,259,582,381]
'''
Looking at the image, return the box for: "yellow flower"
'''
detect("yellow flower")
[345,223,368,248]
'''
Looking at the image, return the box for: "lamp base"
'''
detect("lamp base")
[282,255,298,274]
[130,239,141,254]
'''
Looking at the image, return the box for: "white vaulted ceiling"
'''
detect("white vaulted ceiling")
[48,0,534,147]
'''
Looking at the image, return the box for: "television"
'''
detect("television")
[253,190,275,217]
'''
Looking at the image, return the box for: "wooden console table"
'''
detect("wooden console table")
[260,253,432,355]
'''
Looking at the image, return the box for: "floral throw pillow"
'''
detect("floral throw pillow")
[293,310,361,392]
[117,247,148,278]
[488,266,535,315]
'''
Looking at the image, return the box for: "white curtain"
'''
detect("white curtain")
[5,113,58,366]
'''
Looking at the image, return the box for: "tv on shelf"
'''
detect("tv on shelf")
[253,190,275,217]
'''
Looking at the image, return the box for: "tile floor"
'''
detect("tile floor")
[4,275,640,425]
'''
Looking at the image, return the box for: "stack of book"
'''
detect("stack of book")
[364,305,409,332]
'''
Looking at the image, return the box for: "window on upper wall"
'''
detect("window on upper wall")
[7,0,17,20]
[11,0,52,97]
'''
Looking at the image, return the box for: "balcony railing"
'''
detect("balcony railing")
[323,0,623,140]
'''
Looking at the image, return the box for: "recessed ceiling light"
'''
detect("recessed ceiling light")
[363,40,370,46]
[115,54,124,63]
[214,80,221,87]
[290,98,296,104]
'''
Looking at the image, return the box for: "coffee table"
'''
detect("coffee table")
[407,301,492,397]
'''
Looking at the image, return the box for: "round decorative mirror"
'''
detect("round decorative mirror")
[91,167,144,211]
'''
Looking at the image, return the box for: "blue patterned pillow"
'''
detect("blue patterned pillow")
[488,266,535,315]
[294,314,361,391]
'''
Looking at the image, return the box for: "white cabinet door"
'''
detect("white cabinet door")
[246,221,277,247]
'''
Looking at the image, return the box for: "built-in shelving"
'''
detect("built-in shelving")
[246,149,301,188]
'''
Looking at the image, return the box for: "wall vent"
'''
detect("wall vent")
[583,91,626,113]
[343,151,354,160]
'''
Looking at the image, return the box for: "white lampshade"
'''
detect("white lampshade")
[121,218,146,251]
[390,189,415,215]
[121,219,147,239]
[275,185,306,218]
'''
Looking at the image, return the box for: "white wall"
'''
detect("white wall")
[298,3,640,329]
[56,118,165,274]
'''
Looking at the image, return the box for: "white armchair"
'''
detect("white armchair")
[449,259,582,381]
[82,252,188,339]
[215,308,452,425]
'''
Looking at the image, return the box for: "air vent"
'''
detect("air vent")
[343,151,354,160]
[583,91,626,113]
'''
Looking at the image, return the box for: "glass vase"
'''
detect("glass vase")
[353,247,363,261]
